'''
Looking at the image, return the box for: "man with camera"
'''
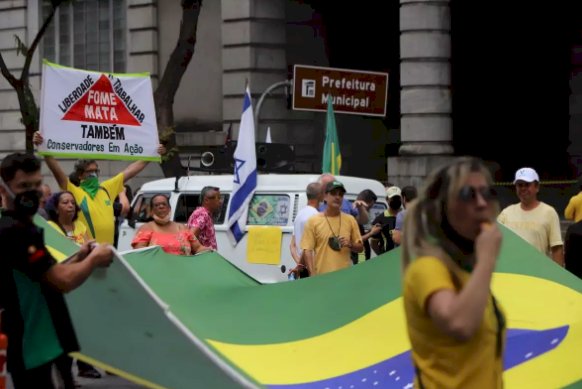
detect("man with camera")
[301,180,363,276]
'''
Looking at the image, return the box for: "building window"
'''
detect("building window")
[41,0,126,72]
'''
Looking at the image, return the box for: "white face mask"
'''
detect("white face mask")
[153,213,171,226]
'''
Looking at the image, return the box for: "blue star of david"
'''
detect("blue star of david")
[233,158,246,184]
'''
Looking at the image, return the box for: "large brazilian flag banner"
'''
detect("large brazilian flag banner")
[39,215,582,389]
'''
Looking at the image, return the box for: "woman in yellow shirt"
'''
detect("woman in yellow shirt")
[401,157,506,388]
[45,191,105,379]
[46,191,89,245]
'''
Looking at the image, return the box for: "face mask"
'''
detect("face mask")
[2,182,41,218]
[80,176,99,198]
[389,198,402,211]
[153,213,171,226]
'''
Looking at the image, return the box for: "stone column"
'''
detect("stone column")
[569,44,582,176]
[221,0,288,141]
[127,0,159,84]
[0,0,29,156]
[388,0,453,186]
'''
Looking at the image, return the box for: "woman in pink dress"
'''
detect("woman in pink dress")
[131,194,210,255]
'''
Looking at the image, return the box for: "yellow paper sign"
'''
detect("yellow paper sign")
[246,226,282,265]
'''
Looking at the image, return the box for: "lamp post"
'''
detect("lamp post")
[253,79,293,137]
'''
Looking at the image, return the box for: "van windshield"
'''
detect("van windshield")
[131,192,171,223]
[174,193,229,224]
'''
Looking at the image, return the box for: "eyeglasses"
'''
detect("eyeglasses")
[458,186,496,203]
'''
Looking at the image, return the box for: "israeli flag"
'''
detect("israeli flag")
[227,86,257,245]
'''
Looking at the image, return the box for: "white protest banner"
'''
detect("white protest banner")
[38,60,160,161]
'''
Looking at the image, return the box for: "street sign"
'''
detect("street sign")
[292,64,389,117]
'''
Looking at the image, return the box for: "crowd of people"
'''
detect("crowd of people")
[0,131,222,388]
[287,159,581,388]
[289,174,417,277]
[1,134,581,388]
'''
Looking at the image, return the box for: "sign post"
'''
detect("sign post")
[292,65,389,117]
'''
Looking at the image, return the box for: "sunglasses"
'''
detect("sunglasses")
[458,186,496,203]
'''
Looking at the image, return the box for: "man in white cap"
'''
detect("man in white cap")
[498,167,564,265]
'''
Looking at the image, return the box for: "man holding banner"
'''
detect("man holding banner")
[33,61,165,246]
[33,132,164,245]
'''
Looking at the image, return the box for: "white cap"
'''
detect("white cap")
[386,186,402,199]
[513,167,539,184]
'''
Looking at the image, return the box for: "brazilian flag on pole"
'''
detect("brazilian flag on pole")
[322,96,342,175]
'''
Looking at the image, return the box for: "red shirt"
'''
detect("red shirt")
[187,206,217,250]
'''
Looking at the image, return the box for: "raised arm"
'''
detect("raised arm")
[33,131,68,189]
[352,200,369,225]
[426,223,501,341]
[122,161,149,183]
[122,144,166,183]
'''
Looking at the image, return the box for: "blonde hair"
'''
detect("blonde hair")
[401,157,499,273]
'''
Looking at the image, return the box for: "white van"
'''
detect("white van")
[118,174,388,283]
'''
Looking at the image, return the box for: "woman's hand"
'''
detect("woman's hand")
[196,245,213,254]
[475,222,502,269]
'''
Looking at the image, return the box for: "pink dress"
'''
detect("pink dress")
[131,229,198,255]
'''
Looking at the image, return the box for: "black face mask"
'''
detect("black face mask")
[14,189,41,217]
[3,183,41,218]
[389,198,402,211]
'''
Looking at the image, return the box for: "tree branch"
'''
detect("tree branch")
[0,53,18,88]
[21,2,61,82]
[154,0,202,114]
[153,0,203,177]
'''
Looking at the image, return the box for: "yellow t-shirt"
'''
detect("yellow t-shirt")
[47,220,88,245]
[565,192,582,222]
[300,213,362,275]
[497,202,563,255]
[66,173,124,244]
[403,257,505,389]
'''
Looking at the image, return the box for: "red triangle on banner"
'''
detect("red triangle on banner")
[62,74,141,126]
